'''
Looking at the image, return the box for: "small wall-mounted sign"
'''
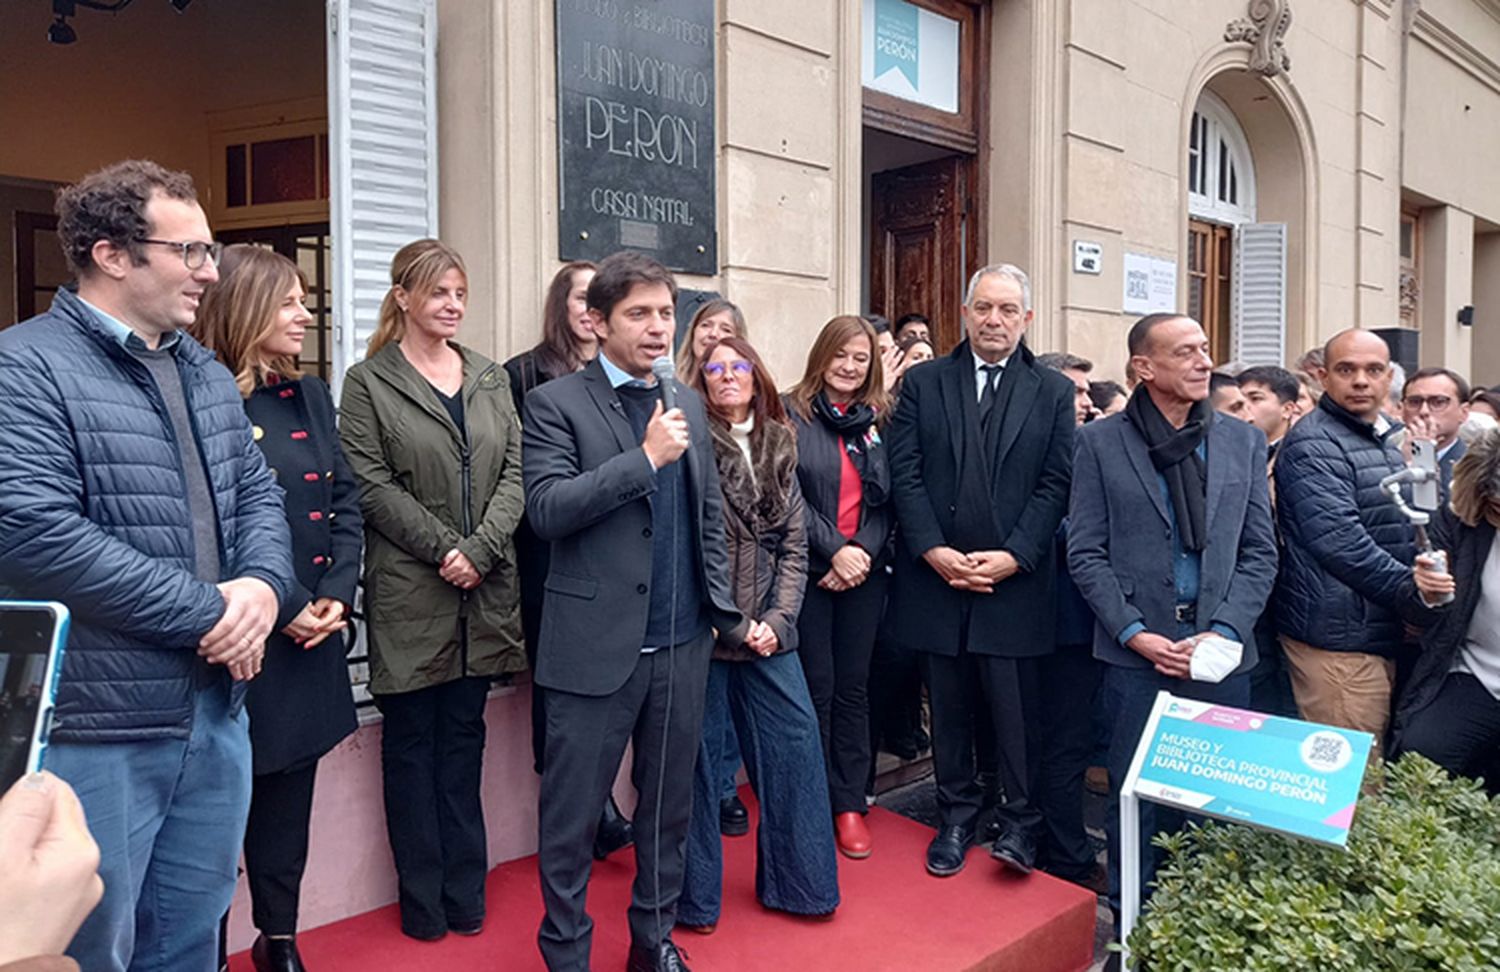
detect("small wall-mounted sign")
[1123,252,1178,314]
[1073,240,1102,275]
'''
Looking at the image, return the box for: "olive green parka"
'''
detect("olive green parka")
[339,341,526,694]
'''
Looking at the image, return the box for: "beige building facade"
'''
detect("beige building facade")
[430,0,1500,386]
[2,0,1498,384]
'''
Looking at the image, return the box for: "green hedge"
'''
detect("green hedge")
[1127,754,1500,971]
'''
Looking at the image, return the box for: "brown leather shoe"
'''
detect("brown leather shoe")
[834,811,872,859]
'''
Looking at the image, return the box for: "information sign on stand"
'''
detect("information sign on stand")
[1117,693,1373,963]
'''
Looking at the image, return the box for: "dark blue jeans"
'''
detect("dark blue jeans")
[701,671,744,802]
[680,655,840,924]
[47,681,252,972]
[1103,663,1250,917]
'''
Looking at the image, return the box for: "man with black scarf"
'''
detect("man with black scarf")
[1067,313,1278,933]
[887,264,1075,880]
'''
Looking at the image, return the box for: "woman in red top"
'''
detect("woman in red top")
[784,315,894,859]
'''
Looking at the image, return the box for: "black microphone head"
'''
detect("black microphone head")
[652,356,677,409]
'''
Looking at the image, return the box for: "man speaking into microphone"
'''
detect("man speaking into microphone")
[523,250,748,972]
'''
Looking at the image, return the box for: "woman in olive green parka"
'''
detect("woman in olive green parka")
[338,239,524,941]
[341,339,526,692]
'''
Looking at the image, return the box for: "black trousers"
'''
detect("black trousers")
[867,628,924,751]
[525,637,549,776]
[537,633,711,972]
[797,571,890,815]
[1034,644,1102,879]
[923,647,1042,842]
[375,676,491,939]
[243,761,320,936]
[1392,671,1500,786]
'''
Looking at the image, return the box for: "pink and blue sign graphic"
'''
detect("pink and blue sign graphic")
[1129,697,1373,846]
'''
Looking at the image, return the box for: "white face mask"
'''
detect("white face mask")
[1188,635,1244,684]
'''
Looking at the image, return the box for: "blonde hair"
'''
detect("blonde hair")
[1450,427,1500,527]
[367,239,468,357]
[786,315,889,420]
[190,244,305,397]
[675,298,748,377]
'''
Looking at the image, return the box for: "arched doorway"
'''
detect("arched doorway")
[1187,91,1257,364]
[1181,60,1315,370]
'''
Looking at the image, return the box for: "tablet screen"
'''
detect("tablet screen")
[0,606,59,792]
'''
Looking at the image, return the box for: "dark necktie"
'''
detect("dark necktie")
[978,364,1003,430]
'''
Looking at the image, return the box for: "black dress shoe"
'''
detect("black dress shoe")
[449,915,485,936]
[882,731,920,761]
[251,934,307,972]
[594,795,635,860]
[626,938,692,972]
[990,830,1036,874]
[719,795,749,837]
[925,824,974,877]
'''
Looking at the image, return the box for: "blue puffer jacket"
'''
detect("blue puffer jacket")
[1273,395,1418,656]
[0,288,293,742]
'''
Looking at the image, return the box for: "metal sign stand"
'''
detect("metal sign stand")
[1116,691,1172,966]
[1116,691,1369,967]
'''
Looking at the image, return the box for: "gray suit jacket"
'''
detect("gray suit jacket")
[522,358,746,696]
[1067,410,1277,670]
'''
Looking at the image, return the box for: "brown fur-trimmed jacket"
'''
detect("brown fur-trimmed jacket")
[708,416,809,661]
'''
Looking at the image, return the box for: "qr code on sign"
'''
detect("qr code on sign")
[1300,730,1352,773]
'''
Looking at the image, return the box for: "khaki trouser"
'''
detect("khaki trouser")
[1281,636,1396,741]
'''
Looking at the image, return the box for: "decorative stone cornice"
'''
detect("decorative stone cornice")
[1412,8,1500,97]
[1224,0,1293,77]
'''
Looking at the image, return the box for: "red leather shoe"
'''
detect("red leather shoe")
[834,811,872,859]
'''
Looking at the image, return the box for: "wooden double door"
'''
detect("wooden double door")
[869,155,977,354]
[1188,218,1233,365]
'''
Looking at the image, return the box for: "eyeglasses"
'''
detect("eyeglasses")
[136,238,224,270]
[703,360,753,379]
[1405,395,1454,411]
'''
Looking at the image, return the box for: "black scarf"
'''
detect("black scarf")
[811,392,888,507]
[1126,385,1210,552]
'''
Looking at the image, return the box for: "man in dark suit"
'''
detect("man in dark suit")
[1400,366,1471,502]
[522,251,749,972]
[1068,313,1277,922]
[887,263,1075,878]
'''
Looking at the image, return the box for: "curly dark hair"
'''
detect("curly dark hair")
[55,159,198,275]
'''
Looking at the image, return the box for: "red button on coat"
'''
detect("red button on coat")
[312,555,326,565]
[309,511,324,521]
[304,472,319,482]
[290,430,309,440]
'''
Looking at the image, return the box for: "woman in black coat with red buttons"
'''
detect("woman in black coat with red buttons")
[192,245,363,972]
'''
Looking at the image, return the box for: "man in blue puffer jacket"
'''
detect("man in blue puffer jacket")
[1275,328,1425,745]
[0,160,293,972]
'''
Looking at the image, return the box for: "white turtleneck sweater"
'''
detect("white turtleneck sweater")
[1454,532,1500,700]
[730,414,755,484]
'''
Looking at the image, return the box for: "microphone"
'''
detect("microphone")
[651,356,677,410]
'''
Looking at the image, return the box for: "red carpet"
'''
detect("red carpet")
[230,790,1096,971]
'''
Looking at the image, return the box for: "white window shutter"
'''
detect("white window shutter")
[1231,222,1286,365]
[327,0,439,400]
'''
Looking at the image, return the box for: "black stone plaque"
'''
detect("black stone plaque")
[556,0,717,275]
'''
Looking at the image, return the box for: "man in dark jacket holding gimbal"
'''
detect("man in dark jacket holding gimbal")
[1275,328,1425,741]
